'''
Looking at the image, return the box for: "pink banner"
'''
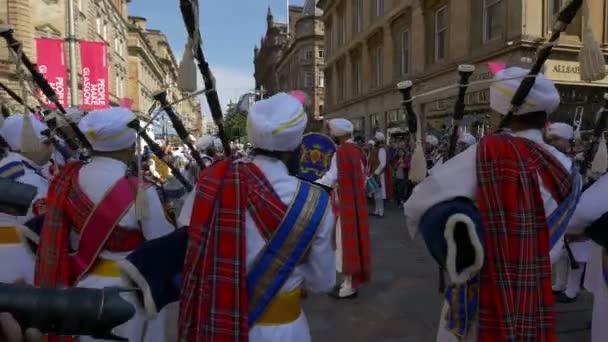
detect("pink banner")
[120,97,133,109]
[35,38,69,108]
[80,41,109,110]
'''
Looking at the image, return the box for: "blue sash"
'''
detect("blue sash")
[445,165,581,338]
[0,161,26,180]
[548,166,582,249]
[247,181,329,325]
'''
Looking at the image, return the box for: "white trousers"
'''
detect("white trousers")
[435,301,478,342]
[373,196,384,216]
[334,216,355,294]
[552,252,584,298]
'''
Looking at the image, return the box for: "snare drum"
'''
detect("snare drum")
[365,177,380,195]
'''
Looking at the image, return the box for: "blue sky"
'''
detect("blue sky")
[128,0,306,117]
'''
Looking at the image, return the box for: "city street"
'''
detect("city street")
[304,203,593,342]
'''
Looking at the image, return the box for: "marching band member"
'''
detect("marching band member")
[370,132,391,217]
[120,92,336,342]
[0,113,52,284]
[565,171,608,342]
[34,107,175,342]
[404,67,581,341]
[545,122,575,155]
[456,132,477,153]
[317,118,371,299]
[187,135,223,184]
[545,122,589,302]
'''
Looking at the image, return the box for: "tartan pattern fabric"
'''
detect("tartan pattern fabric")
[179,160,288,342]
[36,162,147,287]
[476,134,572,342]
[336,142,371,286]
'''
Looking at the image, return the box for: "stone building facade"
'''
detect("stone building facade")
[275,0,326,119]
[0,0,129,109]
[253,7,289,98]
[318,0,608,139]
[254,1,326,121]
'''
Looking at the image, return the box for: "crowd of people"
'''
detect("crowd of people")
[0,65,606,342]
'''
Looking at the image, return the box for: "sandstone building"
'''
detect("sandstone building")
[0,0,129,109]
[318,0,608,139]
[254,0,326,120]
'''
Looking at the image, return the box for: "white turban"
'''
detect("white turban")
[375,132,385,141]
[327,118,354,137]
[425,135,439,146]
[490,67,560,115]
[195,135,214,151]
[458,132,477,146]
[247,92,307,151]
[0,113,48,151]
[79,107,137,152]
[546,122,574,140]
[367,140,375,146]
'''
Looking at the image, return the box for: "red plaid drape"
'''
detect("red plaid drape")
[336,142,371,286]
[476,134,572,342]
[179,160,287,342]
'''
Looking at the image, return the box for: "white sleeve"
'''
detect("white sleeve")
[566,173,608,234]
[374,148,387,176]
[177,190,196,228]
[403,144,477,231]
[300,209,337,293]
[316,154,338,188]
[141,186,176,240]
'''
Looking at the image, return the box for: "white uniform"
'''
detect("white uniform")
[74,156,175,342]
[565,173,608,342]
[179,155,336,342]
[317,138,364,296]
[404,129,572,342]
[373,147,388,200]
[0,152,48,284]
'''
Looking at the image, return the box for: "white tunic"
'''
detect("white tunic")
[566,173,608,342]
[403,129,573,342]
[0,152,48,284]
[75,156,175,342]
[178,155,336,342]
[374,147,388,199]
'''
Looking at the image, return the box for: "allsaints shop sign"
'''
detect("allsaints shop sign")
[545,60,608,85]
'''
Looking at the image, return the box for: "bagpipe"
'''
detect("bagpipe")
[0,25,91,160]
[399,0,608,290]
[0,178,135,341]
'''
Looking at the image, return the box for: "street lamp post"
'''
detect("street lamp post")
[67,0,79,106]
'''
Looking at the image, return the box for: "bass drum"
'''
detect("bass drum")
[295,133,337,182]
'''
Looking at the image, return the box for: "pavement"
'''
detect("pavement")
[304,203,593,342]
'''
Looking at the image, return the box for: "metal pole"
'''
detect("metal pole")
[67,0,79,106]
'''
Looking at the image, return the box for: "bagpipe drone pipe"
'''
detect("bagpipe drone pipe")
[0,178,136,341]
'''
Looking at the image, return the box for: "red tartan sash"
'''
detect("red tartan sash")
[180,160,289,342]
[69,176,148,283]
[66,178,145,254]
[336,143,371,286]
[476,134,571,342]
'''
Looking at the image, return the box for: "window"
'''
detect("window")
[318,49,325,58]
[400,31,410,75]
[96,16,102,34]
[317,73,324,87]
[337,15,345,46]
[434,6,447,62]
[304,72,313,88]
[483,0,501,42]
[337,65,345,101]
[547,0,581,36]
[372,47,383,88]
[375,0,384,17]
[305,49,314,61]
[103,21,108,41]
[353,0,363,33]
[352,58,361,96]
